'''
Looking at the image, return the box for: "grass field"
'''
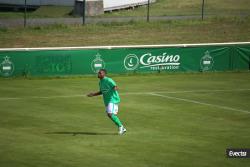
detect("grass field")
[0,72,250,167]
[0,17,250,48]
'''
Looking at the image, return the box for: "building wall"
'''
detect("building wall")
[104,0,155,11]
[74,0,104,16]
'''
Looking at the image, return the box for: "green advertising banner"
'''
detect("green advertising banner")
[0,43,249,77]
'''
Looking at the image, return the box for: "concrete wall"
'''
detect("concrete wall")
[74,0,103,16]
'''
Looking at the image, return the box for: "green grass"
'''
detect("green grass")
[0,17,249,48]
[0,6,74,19]
[31,6,74,18]
[102,0,250,17]
[0,72,250,167]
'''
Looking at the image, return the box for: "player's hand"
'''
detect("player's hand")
[87,93,94,97]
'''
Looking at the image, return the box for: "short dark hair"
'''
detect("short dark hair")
[99,69,107,74]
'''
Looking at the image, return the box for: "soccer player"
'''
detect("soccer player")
[87,69,126,135]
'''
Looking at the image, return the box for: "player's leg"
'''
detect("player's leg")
[106,103,126,134]
[106,103,122,127]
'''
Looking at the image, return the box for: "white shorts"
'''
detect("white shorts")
[106,103,119,114]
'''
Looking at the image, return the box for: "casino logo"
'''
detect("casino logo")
[0,56,15,77]
[200,51,214,71]
[124,52,180,71]
[124,54,139,70]
[91,53,105,73]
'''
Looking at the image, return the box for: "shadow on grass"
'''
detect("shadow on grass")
[46,131,117,136]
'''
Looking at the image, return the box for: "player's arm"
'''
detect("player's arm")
[109,78,118,91]
[114,86,118,91]
[87,91,102,97]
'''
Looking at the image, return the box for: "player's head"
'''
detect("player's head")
[98,69,107,79]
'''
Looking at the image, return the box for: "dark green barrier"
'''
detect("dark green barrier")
[0,43,249,77]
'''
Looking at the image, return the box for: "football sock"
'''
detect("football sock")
[110,114,123,127]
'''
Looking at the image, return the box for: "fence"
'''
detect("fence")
[0,0,249,27]
[0,42,249,77]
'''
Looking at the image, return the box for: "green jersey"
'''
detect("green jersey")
[99,77,120,106]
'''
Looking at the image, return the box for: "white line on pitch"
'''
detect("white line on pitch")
[0,88,249,101]
[149,93,250,114]
[121,88,250,95]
